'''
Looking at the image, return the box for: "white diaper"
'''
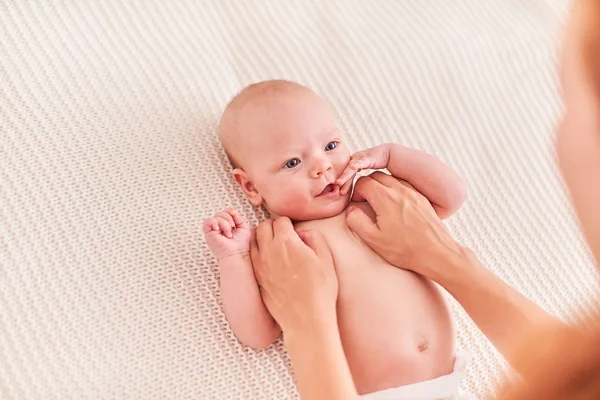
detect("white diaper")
[360,352,478,400]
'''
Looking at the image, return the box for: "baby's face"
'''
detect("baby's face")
[239,90,351,221]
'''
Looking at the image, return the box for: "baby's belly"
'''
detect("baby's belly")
[336,260,456,395]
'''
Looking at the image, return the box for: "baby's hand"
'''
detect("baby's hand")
[203,209,251,261]
[336,144,391,195]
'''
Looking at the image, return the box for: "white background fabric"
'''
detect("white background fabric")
[2,0,599,399]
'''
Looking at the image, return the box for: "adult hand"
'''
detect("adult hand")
[345,171,464,277]
[250,217,338,334]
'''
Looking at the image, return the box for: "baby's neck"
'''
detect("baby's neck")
[268,203,353,224]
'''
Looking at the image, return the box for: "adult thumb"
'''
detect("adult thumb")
[297,230,331,259]
[346,206,378,243]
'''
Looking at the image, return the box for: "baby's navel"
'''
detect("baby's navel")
[417,337,429,352]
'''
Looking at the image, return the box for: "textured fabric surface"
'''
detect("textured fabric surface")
[2,0,599,399]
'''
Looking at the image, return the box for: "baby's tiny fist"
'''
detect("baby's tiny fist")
[203,209,251,260]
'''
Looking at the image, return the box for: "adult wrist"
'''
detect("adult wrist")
[282,307,339,344]
[283,309,358,400]
[423,241,476,284]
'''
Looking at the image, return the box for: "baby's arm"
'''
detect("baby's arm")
[219,253,281,349]
[385,144,467,219]
[204,209,281,349]
[337,143,467,219]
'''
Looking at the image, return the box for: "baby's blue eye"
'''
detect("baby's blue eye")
[284,158,300,169]
[325,141,338,151]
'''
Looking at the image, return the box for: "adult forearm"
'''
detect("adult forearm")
[426,247,565,376]
[284,315,358,400]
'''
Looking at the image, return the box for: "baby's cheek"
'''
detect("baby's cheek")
[277,187,311,213]
[267,184,311,218]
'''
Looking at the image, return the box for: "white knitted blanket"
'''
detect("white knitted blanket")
[2,1,599,399]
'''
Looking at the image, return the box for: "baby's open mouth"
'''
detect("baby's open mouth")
[317,183,338,197]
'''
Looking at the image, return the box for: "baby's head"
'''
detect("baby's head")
[219,80,352,221]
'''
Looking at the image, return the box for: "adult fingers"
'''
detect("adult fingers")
[256,219,274,247]
[272,217,299,241]
[296,229,332,260]
[249,228,263,284]
[350,175,397,214]
[345,206,380,244]
[352,172,419,203]
[366,171,401,188]
[397,180,431,206]
[367,171,419,194]
[398,180,416,190]
[340,177,354,196]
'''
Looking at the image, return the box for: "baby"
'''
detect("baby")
[204,80,471,399]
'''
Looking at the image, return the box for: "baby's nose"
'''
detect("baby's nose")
[312,160,333,178]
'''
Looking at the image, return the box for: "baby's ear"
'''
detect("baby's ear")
[232,168,263,207]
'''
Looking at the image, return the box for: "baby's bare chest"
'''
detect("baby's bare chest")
[294,203,388,273]
[294,205,455,392]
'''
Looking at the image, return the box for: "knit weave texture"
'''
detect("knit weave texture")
[2,1,599,399]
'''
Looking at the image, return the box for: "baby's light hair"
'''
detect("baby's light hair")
[218,80,311,169]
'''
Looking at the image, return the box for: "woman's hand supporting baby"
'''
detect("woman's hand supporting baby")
[250,218,359,400]
[345,171,464,276]
[249,218,338,333]
[337,144,467,219]
[345,173,565,379]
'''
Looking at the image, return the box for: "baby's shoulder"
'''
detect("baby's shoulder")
[293,215,337,232]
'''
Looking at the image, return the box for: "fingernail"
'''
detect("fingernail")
[347,206,356,214]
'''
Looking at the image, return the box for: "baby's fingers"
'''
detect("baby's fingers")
[336,161,361,187]
[226,209,248,229]
[216,217,234,238]
[336,166,354,185]
[203,218,218,233]
[340,177,354,196]
[216,211,235,228]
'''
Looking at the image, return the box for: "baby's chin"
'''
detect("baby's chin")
[269,196,351,222]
